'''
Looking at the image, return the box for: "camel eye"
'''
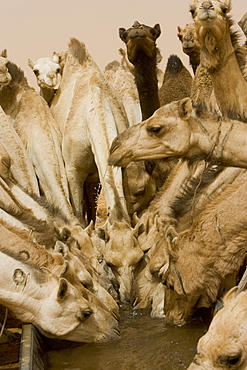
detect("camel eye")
[150,126,162,134]
[217,352,242,367]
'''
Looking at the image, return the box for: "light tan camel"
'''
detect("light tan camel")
[177,22,220,113]
[177,24,201,74]
[0,221,119,342]
[0,52,79,225]
[188,271,247,369]
[28,53,61,106]
[104,55,142,126]
[0,106,39,194]
[50,38,144,302]
[108,97,247,169]
[190,0,247,121]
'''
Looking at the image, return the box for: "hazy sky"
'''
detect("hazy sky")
[2,0,246,88]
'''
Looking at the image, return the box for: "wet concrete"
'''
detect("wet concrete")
[47,305,208,370]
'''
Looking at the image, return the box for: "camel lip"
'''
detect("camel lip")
[108,150,133,167]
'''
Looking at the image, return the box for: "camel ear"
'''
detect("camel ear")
[119,28,127,42]
[177,26,182,33]
[164,225,178,258]
[53,52,60,64]
[57,278,68,301]
[153,24,161,39]
[221,0,232,13]
[54,241,69,257]
[27,58,35,69]
[1,49,7,58]
[178,98,193,119]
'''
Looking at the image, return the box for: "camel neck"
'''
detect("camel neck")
[134,59,160,120]
[193,115,247,168]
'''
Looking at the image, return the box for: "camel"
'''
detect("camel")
[189,0,247,121]
[0,51,79,225]
[177,22,221,113]
[0,230,119,342]
[50,38,145,301]
[50,38,130,224]
[177,24,201,74]
[0,106,39,194]
[108,97,247,169]
[119,21,161,120]
[103,54,142,126]
[188,271,247,369]
[0,49,12,85]
[148,168,247,325]
[28,53,61,106]
[158,54,192,106]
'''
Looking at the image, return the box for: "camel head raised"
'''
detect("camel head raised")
[28,53,61,89]
[119,21,161,65]
[108,98,196,167]
[190,0,232,44]
[0,49,12,86]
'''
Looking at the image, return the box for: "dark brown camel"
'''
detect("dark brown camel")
[119,21,161,120]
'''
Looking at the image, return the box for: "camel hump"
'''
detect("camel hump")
[166,55,184,75]
[68,37,86,65]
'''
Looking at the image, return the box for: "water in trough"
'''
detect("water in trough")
[46,305,208,370]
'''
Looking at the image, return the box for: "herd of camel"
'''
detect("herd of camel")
[0,0,247,368]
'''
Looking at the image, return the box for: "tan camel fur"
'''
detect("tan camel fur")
[190,0,247,121]
[50,38,145,302]
[153,169,247,325]
[0,53,79,225]
[108,98,247,169]
[158,54,192,106]
[0,106,39,194]
[177,23,220,113]
[177,24,201,74]
[0,220,119,342]
[188,276,247,369]
[28,53,61,106]
[104,56,142,126]
[119,21,161,120]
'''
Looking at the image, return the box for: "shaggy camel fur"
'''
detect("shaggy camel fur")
[151,170,247,325]
[119,21,161,120]
[158,54,192,106]
[28,53,61,105]
[177,23,220,113]
[190,0,247,121]
[108,98,247,169]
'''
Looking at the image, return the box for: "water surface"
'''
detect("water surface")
[47,305,207,370]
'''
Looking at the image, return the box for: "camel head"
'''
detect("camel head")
[190,0,232,44]
[188,283,247,369]
[28,53,61,89]
[177,23,201,73]
[0,49,12,86]
[98,220,144,303]
[119,21,161,65]
[108,98,195,167]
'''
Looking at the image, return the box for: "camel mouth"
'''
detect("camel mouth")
[108,149,133,167]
